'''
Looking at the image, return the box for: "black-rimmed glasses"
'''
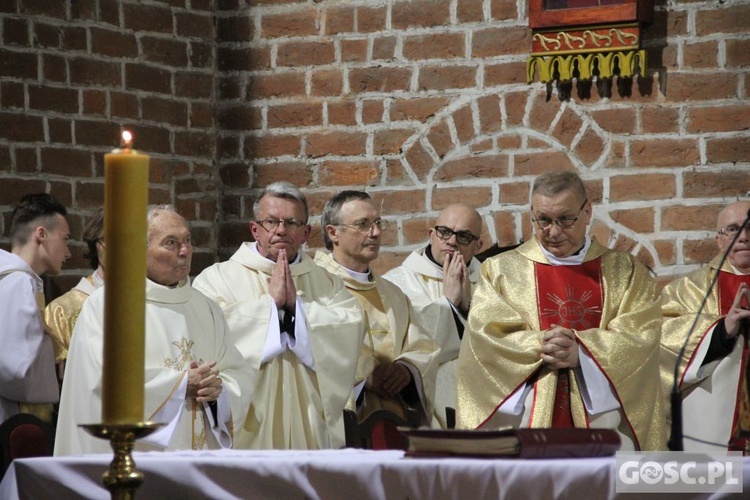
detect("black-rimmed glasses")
[532,199,588,230]
[433,226,479,246]
[255,218,307,231]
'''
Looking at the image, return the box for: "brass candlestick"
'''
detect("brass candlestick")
[81,422,164,500]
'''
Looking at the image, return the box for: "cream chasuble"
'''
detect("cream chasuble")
[54,278,253,456]
[45,273,102,362]
[315,251,439,425]
[193,243,365,450]
[383,246,481,427]
[661,255,750,451]
[457,238,666,451]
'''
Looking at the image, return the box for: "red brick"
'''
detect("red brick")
[473,27,529,57]
[349,66,412,93]
[491,0,519,21]
[306,131,367,157]
[551,108,584,148]
[277,41,335,67]
[217,103,262,132]
[492,211,519,247]
[358,6,387,33]
[435,154,509,182]
[262,8,318,38]
[505,91,529,127]
[662,205,722,231]
[418,65,476,91]
[683,238,718,265]
[391,97,450,122]
[427,121,453,159]
[48,118,73,143]
[341,38,368,63]
[516,151,575,176]
[91,27,138,58]
[528,92,558,132]
[130,124,171,155]
[385,158,413,186]
[123,3,173,34]
[684,170,750,198]
[176,11,214,39]
[40,148,92,177]
[267,102,323,129]
[610,174,676,201]
[630,138,700,168]
[327,100,357,126]
[125,64,171,94]
[245,134,302,158]
[478,94,502,134]
[175,71,214,99]
[484,61,528,86]
[575,128,606,166]
[82,90,107,116]
[610,207,655,233]
[141,36,189,67]
[402,217,432,244]
[705,136,750,164]
[111,92,139,119]
[499,181,531,205]
[311,69,343,97]
[392,0,451,30]
[325,5,354,35]
[0,81,22,109]
[248,72,306,99]
[432,186,492,211]
[374,252,410,276]
[0,112,43,142]
[497,135,522,150]
[373,128,414,155]
[219,46,271,71]
[641,106,679,134]
[3,17,28,45]
[726,38,750,68]
[28,85,79,114]
[654,240,676,267]
[665,72,737,102]
[452,105,476,144]
[696,4,750,36]
[217,14,254,42]
[371,189,426,215]
[402,33,465,60]
[61,26,87,51]
[372,36,397,61]
[174,131,214,158]
[605,141,627,168]
[319,160,379,186]
[458,0,484,23]
[471,138,493,153]
[687,105,750,133]
[14,148,39,173]
[362,100,384,124]
[142,97,188,126]
[590,109,636,134]
[69,58,120,87]
[405,141,436,180]
[254,161,314,188]
[684,40,719,69]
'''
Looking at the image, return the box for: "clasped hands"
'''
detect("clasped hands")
[443,252,471,313]
[541,324,579,370]
[725,283,750,338]
[186,360,223,403]
[269,248,297,313]
[368,362,412,398]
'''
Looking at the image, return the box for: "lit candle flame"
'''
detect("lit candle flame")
[121,130,134,149]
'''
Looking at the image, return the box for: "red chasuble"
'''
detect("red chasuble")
[534,260,603,427]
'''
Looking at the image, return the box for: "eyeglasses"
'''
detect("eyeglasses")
[532,199,588,230]
[339,219,390,234]
[255,218,307,231]
[433,226,479,246]
[718,224,749,236]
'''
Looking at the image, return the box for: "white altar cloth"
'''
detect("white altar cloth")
[0,448,747,499]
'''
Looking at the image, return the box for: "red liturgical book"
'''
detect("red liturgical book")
[400,427,621,459]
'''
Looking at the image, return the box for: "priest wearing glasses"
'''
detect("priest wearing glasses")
[457,171,666,451]
[194,182,365,450]
[383,204,483,428]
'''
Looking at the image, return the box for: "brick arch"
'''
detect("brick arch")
[391,89,657,268]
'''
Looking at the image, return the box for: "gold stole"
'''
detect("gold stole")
[717,272,750,435]
[534,260,603,428]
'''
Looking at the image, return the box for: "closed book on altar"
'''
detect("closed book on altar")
[400,427,621,459]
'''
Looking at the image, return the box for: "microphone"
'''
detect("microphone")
[668,210,750,451]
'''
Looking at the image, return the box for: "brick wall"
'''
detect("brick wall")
[1,0,748,297]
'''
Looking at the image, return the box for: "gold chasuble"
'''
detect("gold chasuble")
[661,256,750,450]
[193,244,366,450]
[314,251,439,426]
[44,273,101,362]
[458,237,665,451]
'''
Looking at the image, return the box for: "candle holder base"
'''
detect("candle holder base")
[80,422,164,500]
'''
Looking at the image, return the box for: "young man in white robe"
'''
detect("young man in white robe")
[661,200,750,452]
[315,191,439,446]
[193,182,365,450]
[55,206,252,455]
[383,204,483,428]
[0,193,70,424]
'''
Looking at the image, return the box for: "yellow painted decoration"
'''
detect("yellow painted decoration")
[527,49,647,84]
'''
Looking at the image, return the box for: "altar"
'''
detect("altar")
[1,449,748,499]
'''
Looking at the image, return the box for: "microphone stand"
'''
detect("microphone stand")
[669,212,750,451]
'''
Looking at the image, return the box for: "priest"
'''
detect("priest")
[457,171,666,451]
[193,182,365,449]
[55,206,252,455]
[661,199,750,452]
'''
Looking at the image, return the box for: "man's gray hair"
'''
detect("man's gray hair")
[531,171,587,203]
[252,182,309,222]
[146,204,185,243]
[321,190,371,250]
